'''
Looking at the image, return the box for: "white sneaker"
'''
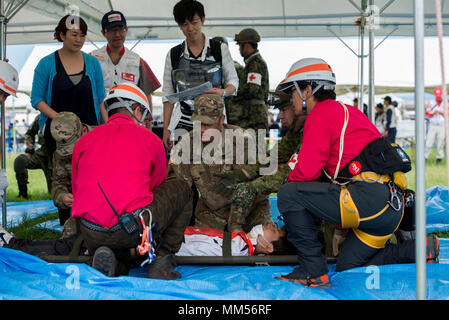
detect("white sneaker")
[0,225,13,247]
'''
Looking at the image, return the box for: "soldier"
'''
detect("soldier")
[172,94,273,233]
[14,114,52,199]
[226,28,269,131]
[50,112,94,229]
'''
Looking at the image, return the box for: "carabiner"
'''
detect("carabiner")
[387,181,402,212]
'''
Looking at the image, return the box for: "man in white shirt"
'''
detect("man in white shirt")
[91,10,161,118]
[425,87,446,165]
[162,0,239,150]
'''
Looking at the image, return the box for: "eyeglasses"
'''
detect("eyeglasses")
[105,27,127,34]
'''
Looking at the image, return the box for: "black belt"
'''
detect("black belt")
[80,208,146,233]
[80,218,123,233]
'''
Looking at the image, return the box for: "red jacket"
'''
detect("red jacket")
[71,113,167,228]
[288,99,381,182]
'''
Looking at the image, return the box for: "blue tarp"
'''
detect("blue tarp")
[0,186,448,300]
[0,241,449,300]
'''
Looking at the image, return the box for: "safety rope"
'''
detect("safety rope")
[137,208,156,267]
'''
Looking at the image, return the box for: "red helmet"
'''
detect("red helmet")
[434,87,442,98]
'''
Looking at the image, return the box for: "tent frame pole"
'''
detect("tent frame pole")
[0,0,6,228]
[414,0,426,301]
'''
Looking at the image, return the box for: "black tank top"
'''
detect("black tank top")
[44,52,98,157]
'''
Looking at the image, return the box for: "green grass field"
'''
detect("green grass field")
[2,147,448,240]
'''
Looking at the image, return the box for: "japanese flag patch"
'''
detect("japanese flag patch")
[108,13,122,22]
[247,72,262,86]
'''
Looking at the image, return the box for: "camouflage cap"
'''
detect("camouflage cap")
[50,112,83,157]
[267,90,292,109]
[191,94,224,125]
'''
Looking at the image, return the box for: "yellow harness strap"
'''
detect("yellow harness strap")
[339,179,405,249]
[352,228,393,249]
[339,185,360,229]
[351,171,408,190]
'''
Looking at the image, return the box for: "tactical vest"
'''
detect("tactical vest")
[90,46,140,91]
[169,39,224,131]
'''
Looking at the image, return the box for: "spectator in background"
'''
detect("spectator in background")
[162,0,238,149]
[363,103,368,117]
[90,10,160,119]
[31,15,106,225]
[383,95,397,143]
[425,87,446,165]
[374,103,386,134]
[393,100,402,122]
[31,15,106,161]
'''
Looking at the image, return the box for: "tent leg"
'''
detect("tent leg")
[368,2,375,122]
[414,0,426,301]
[0,0,6,228]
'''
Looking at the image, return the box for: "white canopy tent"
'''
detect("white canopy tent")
[3,0,449,43]
[0,0,447,300]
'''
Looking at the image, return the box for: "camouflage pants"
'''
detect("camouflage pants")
[80,178,193,262]
[195,197,273,233]
[225,99,244,126]
[14,151,52,193]
[244,102,269,132]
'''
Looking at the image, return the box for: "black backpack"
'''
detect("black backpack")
[339,137,412,178]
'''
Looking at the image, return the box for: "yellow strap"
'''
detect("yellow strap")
[352,172,391,184]
[353,228,392,249]
[359,203,390,222]
[339,185,360,228]
[351,171,408,190]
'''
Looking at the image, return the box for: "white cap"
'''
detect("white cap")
[0,61,18,97]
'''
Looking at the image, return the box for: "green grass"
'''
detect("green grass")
[5,152,52,202]
[3,152,57,239]
[404,148,448,190]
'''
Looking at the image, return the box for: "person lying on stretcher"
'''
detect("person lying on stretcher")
[176,222,294,256]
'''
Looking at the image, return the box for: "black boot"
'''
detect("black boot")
[147,254,181,280]
[92,246,117,277]
[18,184,28,199]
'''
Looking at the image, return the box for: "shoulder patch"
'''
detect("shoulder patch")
[247,72,262,86]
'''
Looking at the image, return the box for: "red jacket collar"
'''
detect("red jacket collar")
[106,45,125,56]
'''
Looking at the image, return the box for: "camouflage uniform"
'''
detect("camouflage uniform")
[50,112,94,229]
[13,115,52,198]
[226,51,269,131]
[172,94,272,232]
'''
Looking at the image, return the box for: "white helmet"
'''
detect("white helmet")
[104,83,152,124]
[277,58,336,115]
[0,61,19,97]
[277,57,336,93]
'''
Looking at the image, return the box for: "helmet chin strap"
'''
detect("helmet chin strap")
[294,82,324,116]
[108,97,149,125]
